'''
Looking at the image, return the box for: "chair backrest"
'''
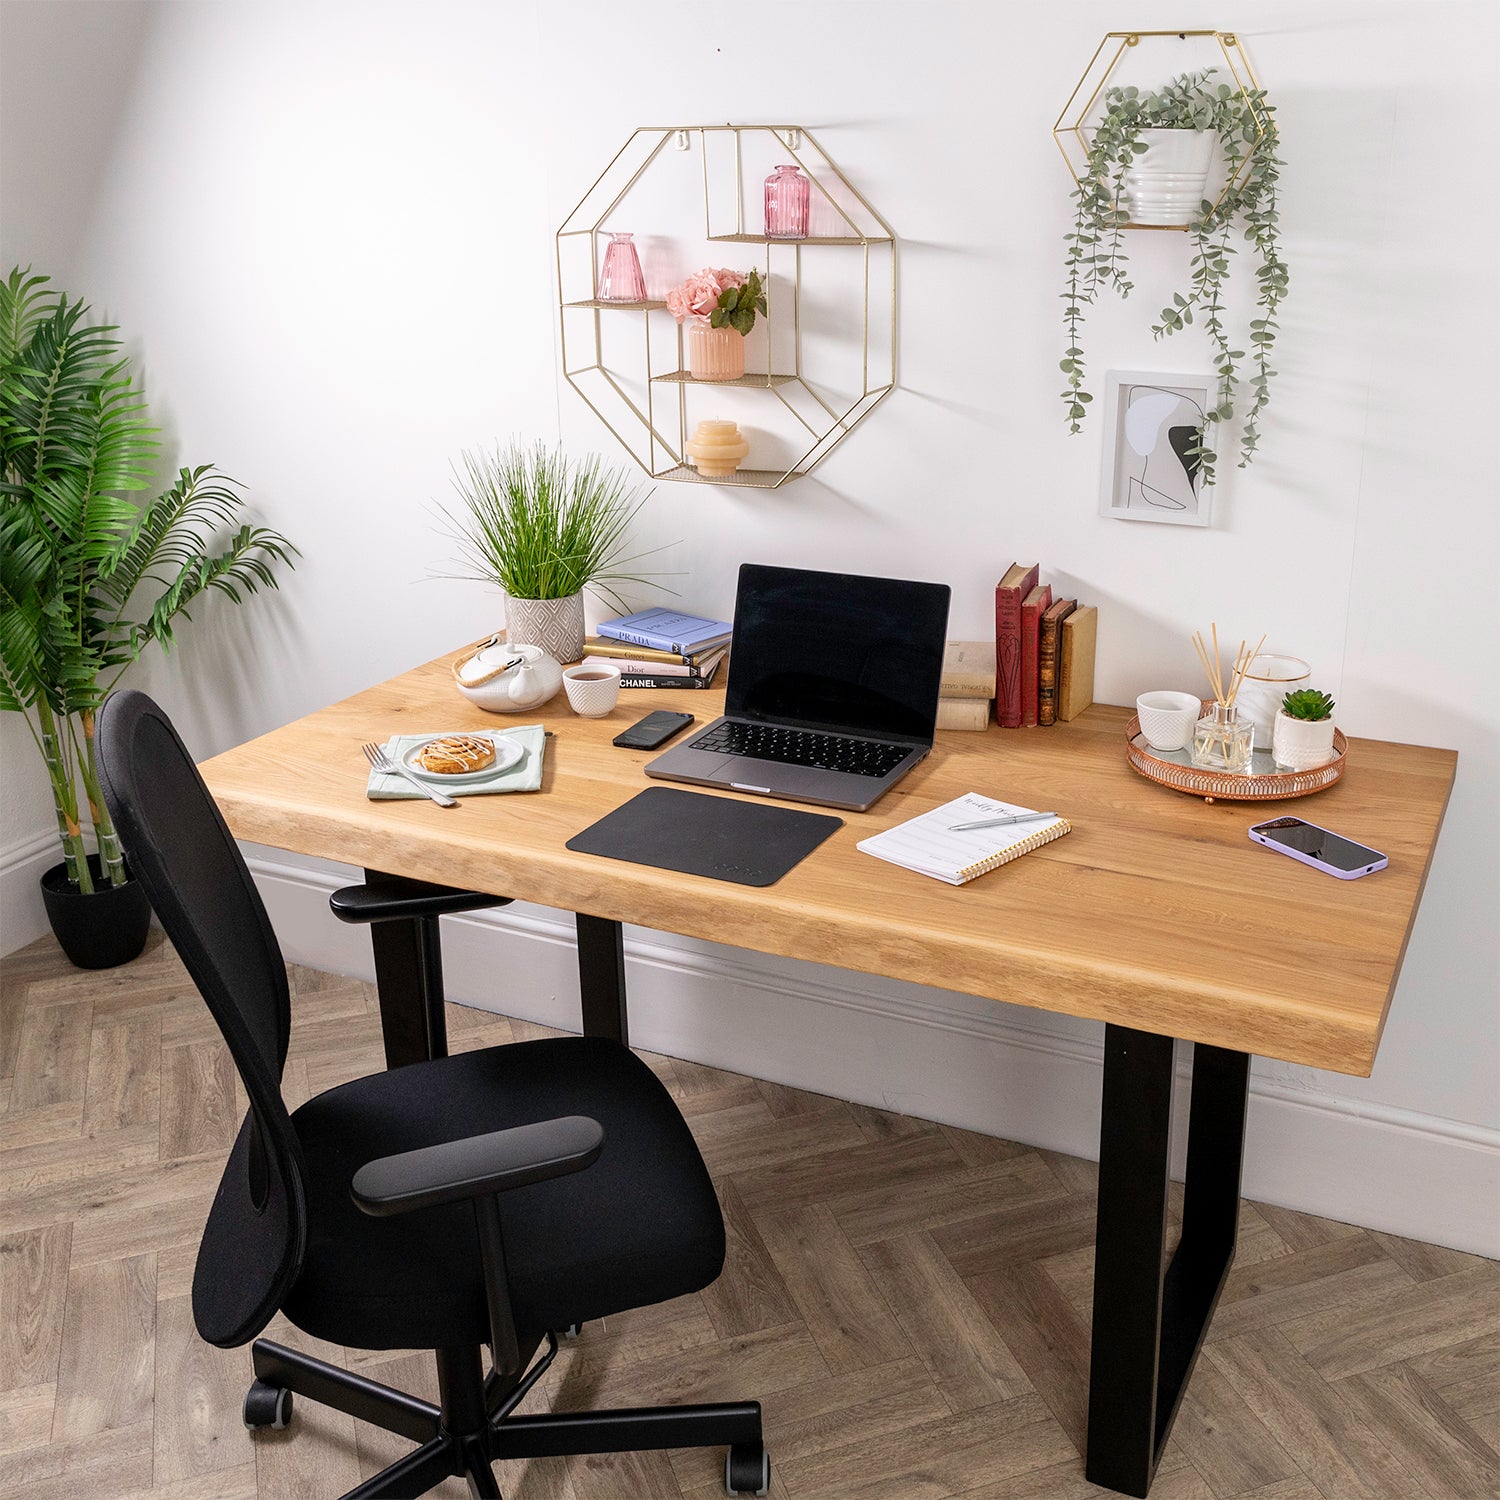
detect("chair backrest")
[97,689,307,1347]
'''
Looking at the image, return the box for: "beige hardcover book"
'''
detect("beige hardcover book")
[940,640,997,699]
[1057,605,1097,722]
[581,635,682,665]
[936,696,992,731]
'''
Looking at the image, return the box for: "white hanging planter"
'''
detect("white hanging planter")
[1121,128,1216,225]
[1272,710,1337,772]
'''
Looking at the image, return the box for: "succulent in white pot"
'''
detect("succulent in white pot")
[1272,688,1337,771]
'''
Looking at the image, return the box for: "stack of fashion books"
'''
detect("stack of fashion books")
[582,608,732,690]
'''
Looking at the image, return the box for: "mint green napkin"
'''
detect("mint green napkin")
[367,726,546,799]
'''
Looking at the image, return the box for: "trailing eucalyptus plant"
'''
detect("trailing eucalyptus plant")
[0,268,296,894]
[1061,70,1287,485]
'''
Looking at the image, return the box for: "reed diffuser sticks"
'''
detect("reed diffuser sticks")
[1191,626,1267,709]
[1189,624,1265,771]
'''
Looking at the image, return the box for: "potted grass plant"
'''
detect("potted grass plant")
[438,441,663,664]
[1060,69,1288,486]
[0,268,297,968]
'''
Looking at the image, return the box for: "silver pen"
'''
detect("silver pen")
[949,811,1058,832]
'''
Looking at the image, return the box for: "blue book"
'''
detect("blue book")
[598,608,733,655]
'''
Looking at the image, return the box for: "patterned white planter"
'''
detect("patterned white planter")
[1272,710,1337,772]
[504,592,586,664]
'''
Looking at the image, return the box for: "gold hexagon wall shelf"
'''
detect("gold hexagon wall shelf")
[1053,31,1270,230]
[556,126,896,488]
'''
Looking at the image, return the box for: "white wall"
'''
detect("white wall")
[3,0,1495,1251]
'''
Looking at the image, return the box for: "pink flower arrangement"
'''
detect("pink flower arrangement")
[666,266,746,324]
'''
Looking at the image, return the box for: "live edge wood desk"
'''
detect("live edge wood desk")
[201,653,1456,1498]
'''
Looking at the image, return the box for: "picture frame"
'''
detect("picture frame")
[1099,370,1215,527]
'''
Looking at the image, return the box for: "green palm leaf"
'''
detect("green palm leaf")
[1,266,297,894]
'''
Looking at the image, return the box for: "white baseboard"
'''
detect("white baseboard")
[218,853,1500,1258]
[0,831,60,956]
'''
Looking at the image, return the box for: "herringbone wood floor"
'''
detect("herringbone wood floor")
[1,930,1496,1500]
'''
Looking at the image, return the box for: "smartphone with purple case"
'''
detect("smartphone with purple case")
[1248,816,1388,880]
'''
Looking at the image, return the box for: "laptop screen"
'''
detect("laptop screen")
[725,564,951,742]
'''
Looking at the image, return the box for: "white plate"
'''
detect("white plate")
[400,733,525,784]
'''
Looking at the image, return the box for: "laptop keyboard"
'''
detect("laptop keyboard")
[693,720,911,779]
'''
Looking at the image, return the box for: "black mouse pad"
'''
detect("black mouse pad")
[566,787,843,887]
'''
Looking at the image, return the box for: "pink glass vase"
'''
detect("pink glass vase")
[764,164,809,239]
[686,322,746,381]
[597,232,646,302]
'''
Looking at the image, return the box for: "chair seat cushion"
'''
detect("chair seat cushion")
[280,1036,723,1352]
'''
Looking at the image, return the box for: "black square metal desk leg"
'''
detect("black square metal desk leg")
[575,914,628,1045]
[364,871,449,1069]
[1086,1025,1250,1497]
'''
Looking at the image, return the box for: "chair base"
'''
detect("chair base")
[248,1336,768,1498]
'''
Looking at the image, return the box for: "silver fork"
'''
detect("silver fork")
[361,742,459,808]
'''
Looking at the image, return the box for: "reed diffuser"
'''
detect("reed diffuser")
[1189,625,1265,772]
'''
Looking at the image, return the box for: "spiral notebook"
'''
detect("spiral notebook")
[856,793,1071,886]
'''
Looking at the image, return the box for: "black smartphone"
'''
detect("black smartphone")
[612,711,695,750]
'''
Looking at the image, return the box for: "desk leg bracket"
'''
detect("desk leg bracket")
[1086,1026,1250,1497]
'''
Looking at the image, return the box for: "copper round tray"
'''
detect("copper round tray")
[1125,701,1347,802]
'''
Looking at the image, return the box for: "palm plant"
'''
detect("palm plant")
[0,268,296,894]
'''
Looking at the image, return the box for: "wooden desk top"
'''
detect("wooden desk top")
[201,654,1456,1077]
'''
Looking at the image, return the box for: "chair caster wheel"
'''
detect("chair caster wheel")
[243,1380,292,1430]
[560,1323,582,1340]
[725,1442,769,1496]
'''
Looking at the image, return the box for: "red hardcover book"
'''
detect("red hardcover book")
[993,563,1039,729]
[1020,583,1052,728]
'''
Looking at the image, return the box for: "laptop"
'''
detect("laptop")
[645,563,951,813]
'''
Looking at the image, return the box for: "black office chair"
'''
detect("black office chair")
[97,690,769,1499]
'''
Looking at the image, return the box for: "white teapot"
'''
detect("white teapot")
[452,640,564,714]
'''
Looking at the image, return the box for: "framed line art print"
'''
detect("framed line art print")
[1099,371,1214,527]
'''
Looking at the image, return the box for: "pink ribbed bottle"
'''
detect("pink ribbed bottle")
[597,232,646,302]
[764,164,809,239]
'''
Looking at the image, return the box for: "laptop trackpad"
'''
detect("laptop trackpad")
[712,758,826,797]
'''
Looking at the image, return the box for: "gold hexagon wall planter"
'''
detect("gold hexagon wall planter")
[1053,31,1270,230]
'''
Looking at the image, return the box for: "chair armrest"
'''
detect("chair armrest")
[350,1116,604,1217]
[329,875,512,925]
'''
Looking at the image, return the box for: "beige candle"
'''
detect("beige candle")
[684,419,750,478]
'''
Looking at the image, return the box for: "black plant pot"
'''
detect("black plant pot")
[40,854,152,970]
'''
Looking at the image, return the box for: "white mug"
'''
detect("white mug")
[1136,691,1203,753]
[562,663,621,717]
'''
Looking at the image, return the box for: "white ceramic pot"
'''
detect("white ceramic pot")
[504,593,585,665]
[1135,690,1203,753]
[1122,129,1216,225]
[454,642,564,714]
[1237,653,1311,750]
[1272,709,1336,772]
